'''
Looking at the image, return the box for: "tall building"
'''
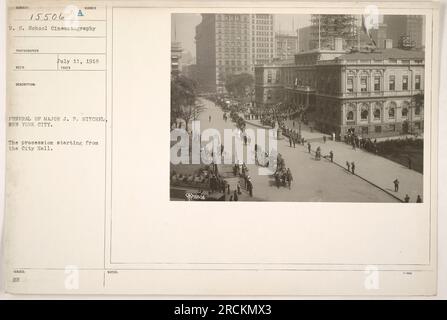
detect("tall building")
[251,14,275,66]
[195,14,217,93]
[171,41,183,77]
[383,15,424,49]
[275,33,298,60]
[298,25,312,52]
[195,13,274,93]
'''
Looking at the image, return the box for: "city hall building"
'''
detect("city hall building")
[254,39,425,138]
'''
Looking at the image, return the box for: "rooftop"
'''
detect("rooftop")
[336,48,424,61]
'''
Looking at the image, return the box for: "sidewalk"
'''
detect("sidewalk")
[305,137,423,202]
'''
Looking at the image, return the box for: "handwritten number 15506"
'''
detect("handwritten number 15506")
[29,13,65,21]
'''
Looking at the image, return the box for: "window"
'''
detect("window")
[361,127,369,134]
[347,111,354,121]
[267,70,272,83]
[415,75,421,90]
[373,108,381,120]
[347,76,354,92]
[389,75,395,91]
[415,106,421,115]
[361,109,369,120]
[389,124,396,132]
[402,107,408,117]
[360,76,367,92]
[388,107,395,119]
[374,76,381,91]
[402,75,408,90]
[375,126,382,133]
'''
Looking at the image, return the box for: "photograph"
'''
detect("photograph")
[170,13,425,202]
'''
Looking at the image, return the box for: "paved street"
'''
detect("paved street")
[278,118,423,202]
[194,98,417,202]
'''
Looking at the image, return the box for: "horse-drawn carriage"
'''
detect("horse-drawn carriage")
[272,153,292,188]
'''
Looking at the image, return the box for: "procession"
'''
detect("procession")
[170,13,424,203]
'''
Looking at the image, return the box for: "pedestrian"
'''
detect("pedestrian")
[248,179,253,197]
[286,168,293,190]
[408,156,412,170]
[289,137,292,147]
[416,195,422,203]
[307,142,311,153]
[237,182,241,195]
[346,161,351,172]
[352,141,356,151]
[229,195,233,201]
[329,151,334,162]
[351,162,355,174]
[233,190,238,201]
[227,184,230,194]
[293,137,296,148]
[393,178,399,192]
[404,194,410,203]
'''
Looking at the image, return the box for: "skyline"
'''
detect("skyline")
[171,14,312,58]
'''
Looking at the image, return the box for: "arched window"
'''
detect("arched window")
[388,107,395,119]
[346,103,355,121]
[347,111,354,121]
[401,101,409,117]
[373,108,381,120]
[402,107,408,117]
[361,109,369,120]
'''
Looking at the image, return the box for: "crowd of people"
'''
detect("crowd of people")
[344,132,379,153]
[199,97,423,203]
[283,128,305,147]
[232,163,254,199]
[170,164,226,196]
[229,110,246,131]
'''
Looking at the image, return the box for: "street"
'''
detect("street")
[195,98,412,202]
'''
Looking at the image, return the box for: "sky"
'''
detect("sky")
[171,14,312,58]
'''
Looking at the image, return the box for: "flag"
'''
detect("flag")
[361,15,377,47]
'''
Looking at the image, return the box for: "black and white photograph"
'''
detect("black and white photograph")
[170,13,425,202]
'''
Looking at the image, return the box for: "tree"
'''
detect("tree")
[171,75,204,131]
[224,73,254,100]
[409,93,424,134]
